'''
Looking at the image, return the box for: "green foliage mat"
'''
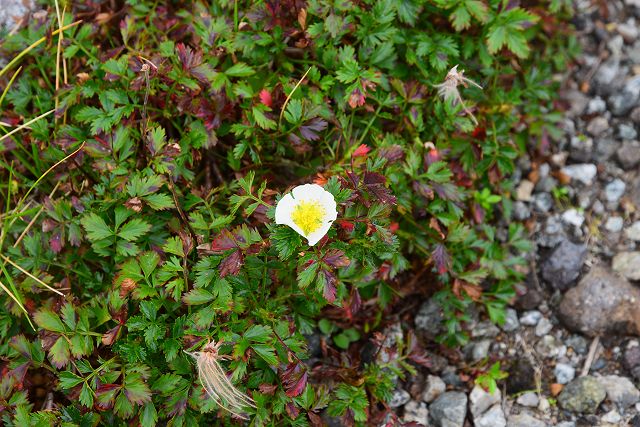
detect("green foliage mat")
[0,0,576,425]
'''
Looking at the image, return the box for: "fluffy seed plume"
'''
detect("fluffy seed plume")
[186,341,256,419]
[434,65,482,125]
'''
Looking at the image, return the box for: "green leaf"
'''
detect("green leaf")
[142,193,174,210]
[81,213,112,241]
[118,219,152,241]
[252,344,279,365]
[252,107,277,130]
[140,402,158,427]
[244,324,272,343]
[182,288,215,305]
[34,309,66,333]
[79,382,94,407]
[58,371,84,389]
[49,337,71,368]
[124,372,152,405]
[225,62,255,77]
[297,262,319,289]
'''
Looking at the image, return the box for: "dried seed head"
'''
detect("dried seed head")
[187,341,256,419]
[434,65,482,125]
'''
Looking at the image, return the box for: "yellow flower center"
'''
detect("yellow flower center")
[291,199,325,236]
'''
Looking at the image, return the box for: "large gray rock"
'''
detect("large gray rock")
[558,376,606,413]
[541,240,587,290]
[612,252,640,281]
[558,267,640,337]
[597,375,640,409]
[429,392,467,427]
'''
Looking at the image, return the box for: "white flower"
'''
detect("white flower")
[275,183,337,246]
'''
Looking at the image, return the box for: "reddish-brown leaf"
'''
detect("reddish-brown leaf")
[282,362,308,398]
[219,250,243,278]
[432,244,451,275]
[323,249,350,268]
[210,230,237,252]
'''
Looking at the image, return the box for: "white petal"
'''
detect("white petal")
[274,193,305,237]
[275,183,338,246]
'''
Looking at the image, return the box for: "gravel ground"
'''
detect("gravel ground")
[0,0,32,34]
[393,1,640,426]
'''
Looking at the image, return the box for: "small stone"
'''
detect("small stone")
[516,180,535,202]
[512,201,530,221]
[558,267,640,336]
[602,409,622,424]
[535,317,553,336]
[586,96,607,114]
[566,335,589,354]
[520,310,543,326]
[609,75,640,116]
[586,116,609,136]
[625,221,640,241]
[605,216,624,233]
[429,392,467,427]
[598,375,640,408]
[470,385,501,418]
[558,376,606,413]
[472,321,501,338]
[389,389,411,408]
[474,404,506,427]
[554,363,576,385]
[561,209,585,228]
[506,413,546,427]
[619,20,639,43]
[415,299,444,338]
[612,252,640,281]
[618,123,638,140]
[403,400,429,425]
[470,340,491,362]
[626,343,640,381]
[516,392,539,407]
[595,58,620,87]
[533,193,553,213]
[536,335,566,359]
[564,90,589,117]
[541,240,587,291]
[501,308,520,332]
[554,422,576,427]
[604,179,626,203]
[561,164,598,185]
[617,141,640,170]
[535,176,557,193]
[422,375,446,403]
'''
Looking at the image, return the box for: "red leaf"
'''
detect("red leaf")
[431,244,451,275]
[49,233,63,253]
[363,172,396,205]
[345,287,361,321]
[348,88,365,108]
[282,362,308,398]
[259,89,272,107]
[286,401,300,418]
[337,220,355,232]
[219,250,243,277]
[323,249,350,268]
[258,383,278,395]
[321,269,337,303]
[210,230,237,252]
[352,144,371,158]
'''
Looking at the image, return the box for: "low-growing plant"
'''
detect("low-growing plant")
[0,0,576,425]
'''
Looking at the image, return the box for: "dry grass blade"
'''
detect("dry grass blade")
[0,278,35,330]
[0,254,64,296]
[278,67,312,129]
[0,20,82,79]
[0,110,55,144]
[187,341,255,419]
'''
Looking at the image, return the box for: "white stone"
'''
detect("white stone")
[520,310,543,326]
[470,385,501,418]
[625,221,640,241]
[605,216,624,233]
[561,209,585,228]
[554,363,576,385]
[474,404,506,427]
[535,317,553,337]
[561,164,597,185]
[421,375,446,403]
[516,392,539,407]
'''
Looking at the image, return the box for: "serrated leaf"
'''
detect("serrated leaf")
[79,382,94,407]
[81,213,112,241]
[49,337,71,368]
[225,62,255,77]
[297,262,318,289]
[118,219,151,241]
[58,371,84,389]
[34,309,66,333]
[142,193,174,210]
[182,288,215,305]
